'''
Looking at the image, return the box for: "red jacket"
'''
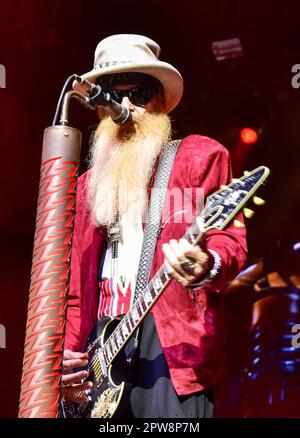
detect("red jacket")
[65,134,247,395]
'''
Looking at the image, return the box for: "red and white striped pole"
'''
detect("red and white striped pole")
[18,123,81,418]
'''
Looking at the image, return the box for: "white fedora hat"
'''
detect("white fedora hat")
[73,34,183,113]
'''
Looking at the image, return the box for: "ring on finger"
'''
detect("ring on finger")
[180,259,196,272]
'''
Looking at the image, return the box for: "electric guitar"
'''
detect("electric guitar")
[60,165,270,418]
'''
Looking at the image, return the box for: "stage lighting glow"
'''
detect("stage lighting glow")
[240,128,258,144]
[293,242,300,251]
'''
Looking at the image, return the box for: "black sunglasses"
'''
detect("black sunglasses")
[106,85,159,106]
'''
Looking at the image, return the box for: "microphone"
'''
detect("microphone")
[74,75,132,125]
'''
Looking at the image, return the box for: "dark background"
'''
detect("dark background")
[0,0,300,417]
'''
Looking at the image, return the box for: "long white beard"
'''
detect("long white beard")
[87,113,172,228]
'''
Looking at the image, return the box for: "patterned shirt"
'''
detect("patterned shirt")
[97,214,144,317]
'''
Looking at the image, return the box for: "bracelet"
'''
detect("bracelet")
[188,249,222,289]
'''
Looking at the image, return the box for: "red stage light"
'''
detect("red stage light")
[240,128,258,144]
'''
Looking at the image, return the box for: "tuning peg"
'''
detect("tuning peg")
[243,208,255,219]
[231,178,239,183]
[253,196,265,205]
[233,219,245,228]
[244,171,250,176]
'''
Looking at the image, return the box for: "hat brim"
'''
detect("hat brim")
[73,60,183,114]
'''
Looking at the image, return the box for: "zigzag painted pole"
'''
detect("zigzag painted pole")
[19,125,81,417]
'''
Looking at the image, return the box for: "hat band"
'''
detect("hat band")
[95,71,163,91]
[95,60,133,69]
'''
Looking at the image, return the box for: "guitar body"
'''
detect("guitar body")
[86,316,133,418]
[61,316,133,418]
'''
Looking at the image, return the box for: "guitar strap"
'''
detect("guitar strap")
[125,139,181,365]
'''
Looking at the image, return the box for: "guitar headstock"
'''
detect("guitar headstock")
[203,166,270,231]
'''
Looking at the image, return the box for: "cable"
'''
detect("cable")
[52,74,77,126]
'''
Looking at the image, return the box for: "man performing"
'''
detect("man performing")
[61,34,247,418]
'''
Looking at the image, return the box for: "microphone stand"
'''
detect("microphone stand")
[18,74,133,417]
[18,89,85,418]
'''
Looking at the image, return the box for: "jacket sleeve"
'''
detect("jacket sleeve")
[189,135,248,291]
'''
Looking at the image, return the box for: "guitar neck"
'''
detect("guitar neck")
[100,265,171,367]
